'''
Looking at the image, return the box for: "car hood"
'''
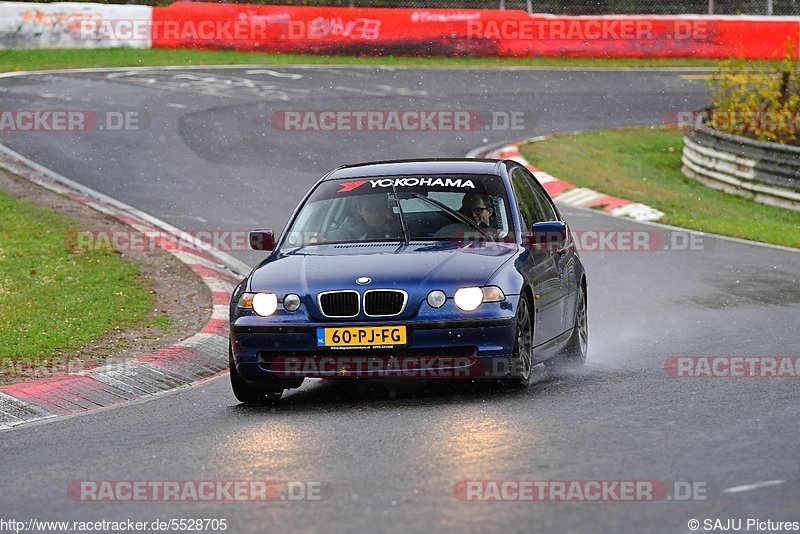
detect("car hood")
[249,241,517,297]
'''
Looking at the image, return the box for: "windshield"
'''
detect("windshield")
[282,174,513,248]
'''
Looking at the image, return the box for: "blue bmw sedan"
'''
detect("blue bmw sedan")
[229,159,587,403]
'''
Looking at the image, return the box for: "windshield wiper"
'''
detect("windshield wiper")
[409,193,495,242]
[388,191,410,243]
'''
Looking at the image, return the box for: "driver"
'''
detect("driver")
[327,194,403,241]
[459,193,494,228]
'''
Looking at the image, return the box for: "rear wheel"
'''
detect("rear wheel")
[545,282,587,370]
[229,349,283,405]
[506,295,534,388]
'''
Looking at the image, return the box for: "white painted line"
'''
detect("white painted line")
[723,480,785,494]
[609,202,666,222]
[499,144,520,152]
[553,188,605,205]
[84,200,121,217]
[171,250,227,271]
[211,305,228,320]
[202,277,236,293]
[90,371,152,397]
[491,147,521,158]
[0,404,28,424]
[0,391,45,416]
[244,69,303,79]
[531,172,557,184]
[177,333,229,361]
[178,332,228,351]
[0,66,720,82]
[0,392,54,428]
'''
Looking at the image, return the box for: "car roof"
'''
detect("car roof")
[323,159,505,180]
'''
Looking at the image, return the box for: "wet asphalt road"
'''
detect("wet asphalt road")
[0,66,799,533]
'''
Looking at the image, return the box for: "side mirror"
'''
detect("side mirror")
[528,221,567,251]
[249,229,276,251]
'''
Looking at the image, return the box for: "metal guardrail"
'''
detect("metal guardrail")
[682,126,800,212]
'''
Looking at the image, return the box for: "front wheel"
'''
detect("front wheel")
[545,282,587,370]
[229,350,283,405]
[506,295,534,388]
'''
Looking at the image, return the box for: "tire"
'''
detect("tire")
[545,282,587,370]
[506,295,534,388]
[229,349,283,405]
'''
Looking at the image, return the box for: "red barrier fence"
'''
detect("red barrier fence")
[151,2,799,59]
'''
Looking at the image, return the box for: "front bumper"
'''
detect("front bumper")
[231,302,518,382]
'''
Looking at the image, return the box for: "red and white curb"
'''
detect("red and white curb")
[482,135,665,222]
[0,145,250,430]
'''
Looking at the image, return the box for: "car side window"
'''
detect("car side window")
[511,168,546,229]
[524,171,559,222]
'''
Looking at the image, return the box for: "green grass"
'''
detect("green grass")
[0,48,776,73]
[0,189,154,363]
[520,126,800,249]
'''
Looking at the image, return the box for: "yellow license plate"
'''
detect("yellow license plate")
[317,326,407,347]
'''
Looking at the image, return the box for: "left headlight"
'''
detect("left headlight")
[238,292,279,317]
[453,286,505,311]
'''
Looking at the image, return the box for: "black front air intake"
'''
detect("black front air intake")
[364,290,406,317]
[318,291,359,318]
